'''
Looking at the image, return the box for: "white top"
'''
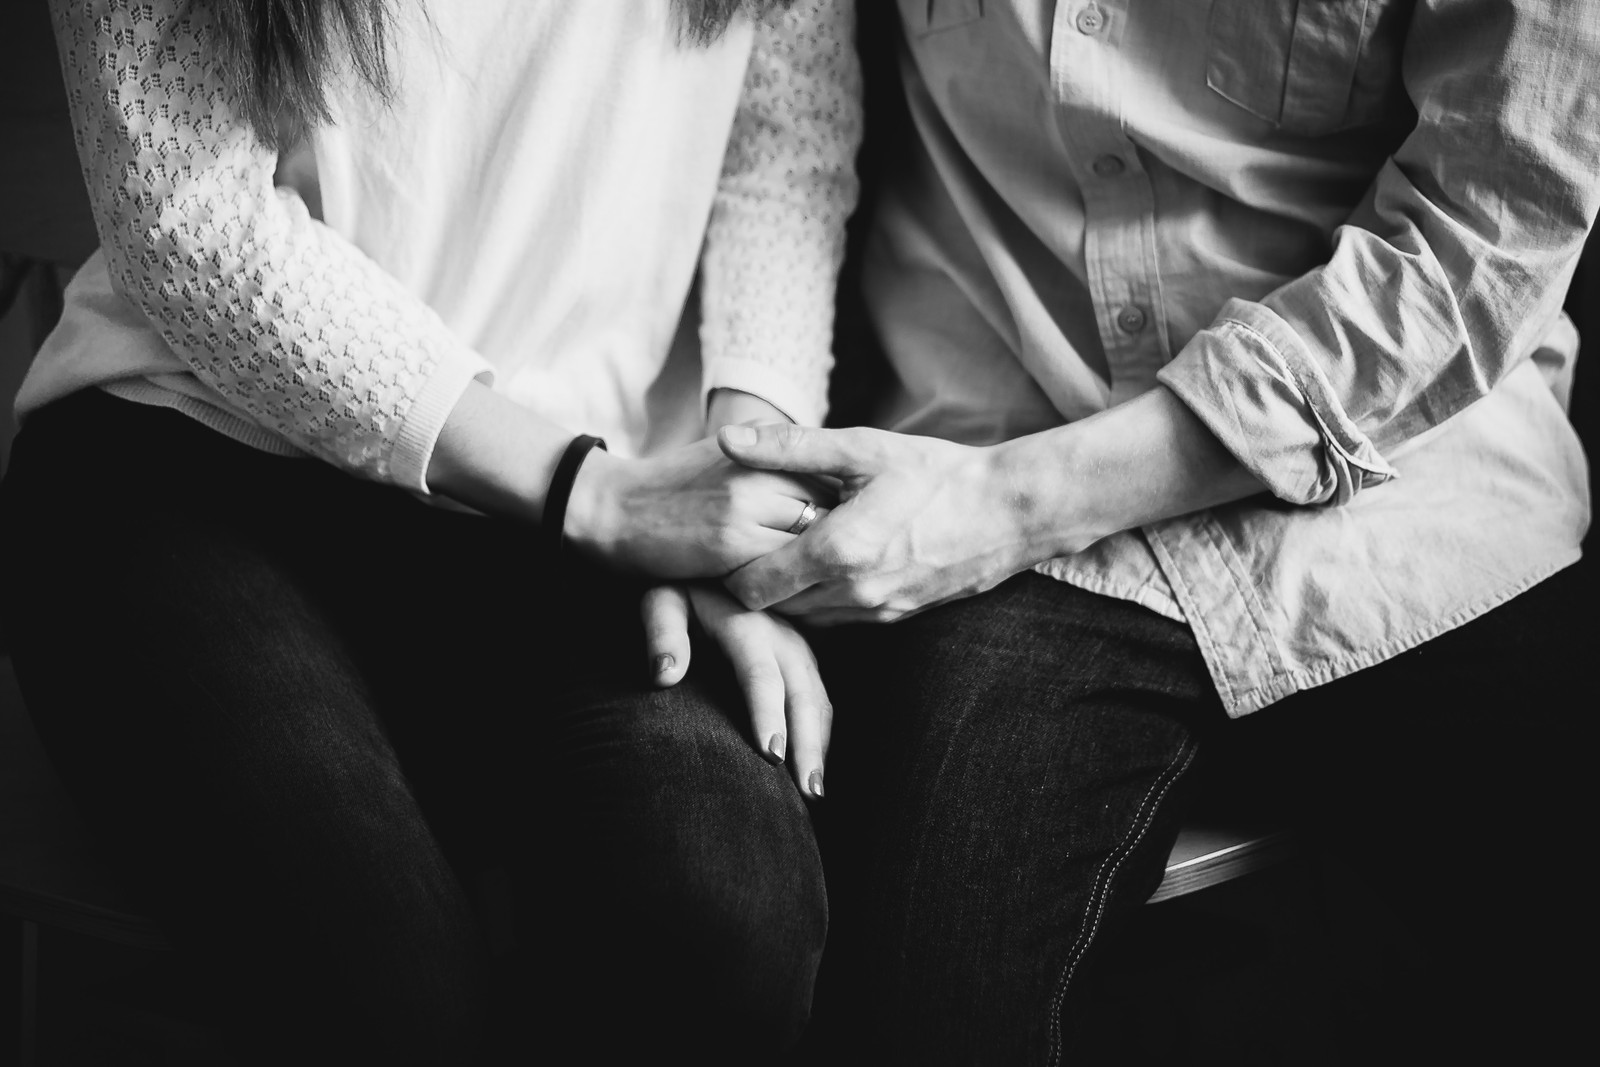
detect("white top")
[21,0,861,491]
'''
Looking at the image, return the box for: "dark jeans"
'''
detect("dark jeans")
[0,391,826,1065]
[806,561,1596,1065]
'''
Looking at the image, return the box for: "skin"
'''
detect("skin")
[712,385,1266,625]
[426,381,834,799]
[428,380,815,575]
[640,389,834,800]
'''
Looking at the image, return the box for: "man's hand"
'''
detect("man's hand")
[562,436,824,578]
[641,584,830,799]
[714,389,1266,624]
[713,424,1058,623]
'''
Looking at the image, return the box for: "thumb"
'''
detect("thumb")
[640,585,691,687]
[717,424,875,478]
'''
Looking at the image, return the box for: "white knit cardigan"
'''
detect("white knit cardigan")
[22,0,861,491]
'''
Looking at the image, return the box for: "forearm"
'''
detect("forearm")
[425,380,573,522]
[427,382,789,525]
[52,0,494,490]
[996,386,1266,560]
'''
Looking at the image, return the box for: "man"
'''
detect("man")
[714,1,1598,1061]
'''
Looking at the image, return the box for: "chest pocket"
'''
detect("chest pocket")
[899,0,985,37]
[1206,0,1407,136]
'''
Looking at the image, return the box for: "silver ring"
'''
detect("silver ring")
[786,501,819,535]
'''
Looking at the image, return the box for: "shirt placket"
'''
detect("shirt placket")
[1047,0,1170,407]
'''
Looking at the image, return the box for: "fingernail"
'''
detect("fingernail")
[767,733,786,764]
[653,653,675,677]
[808,769,825,798]
[723,425,756,447]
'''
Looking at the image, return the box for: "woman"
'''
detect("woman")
[0,0,859,1062]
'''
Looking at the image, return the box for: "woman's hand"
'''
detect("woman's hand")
[562,436,830,578]
[428,382,829,580]
[562,379,829,578]
[641,585,830,800]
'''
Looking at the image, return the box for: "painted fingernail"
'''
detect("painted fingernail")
[767,733,786,764]
[653,653,675,677]
[808,769,825,798]
[723,425,756,447]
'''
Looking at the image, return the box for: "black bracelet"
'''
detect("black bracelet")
[543,434,608,555]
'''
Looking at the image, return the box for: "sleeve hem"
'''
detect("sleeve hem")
[390,353,497,495]
[1158,299,1397,507]
[702,355,829,428]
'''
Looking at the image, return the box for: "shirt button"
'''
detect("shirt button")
[1117,305,1148,334]
[1076,4,1106,34]
[1092,154,1125,177]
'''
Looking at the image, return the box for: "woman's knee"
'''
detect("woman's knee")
[545,689,827,1045]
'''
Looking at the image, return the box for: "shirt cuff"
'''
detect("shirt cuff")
[1157,298,1397,507]
[389,350,497,495]
[701,355,829,428]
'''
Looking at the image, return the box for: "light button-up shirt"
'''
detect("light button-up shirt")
[865,0,1595,714]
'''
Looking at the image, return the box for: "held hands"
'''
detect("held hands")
[710,391,1268,624]
[563,436,831,579]
[714,424,1056,624]
[635,389,832,800]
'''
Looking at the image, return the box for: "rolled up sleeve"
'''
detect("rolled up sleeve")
[1160,0,1600,507]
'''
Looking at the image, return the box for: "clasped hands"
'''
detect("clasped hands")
[568,409,1055,802]
[557,386,1257,800]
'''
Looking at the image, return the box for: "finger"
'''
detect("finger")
[781,609,861,629]
[725,539,831,610]
[757,498,831,535]
[729,634,789,768]
[639,585,691,687]
[714,525,806,575]
[732,468,830,504]
[692,589,789,766]
[718,424,878,479]
[765,579,866,618]
[774,631,832,800]
[753,469,842,509]
[776,596,941,629]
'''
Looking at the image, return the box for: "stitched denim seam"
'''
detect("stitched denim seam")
[1044,736,1200,1066]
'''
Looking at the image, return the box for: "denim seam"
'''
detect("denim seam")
[1044,735,1200,1066]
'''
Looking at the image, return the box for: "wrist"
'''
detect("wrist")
[428,381,571,524]
[990,389,1265,561]
[988,429,1106,560]
[562,448,624,558]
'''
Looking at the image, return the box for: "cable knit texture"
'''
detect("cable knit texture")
[48,0,496,490]
[702,0,862,426]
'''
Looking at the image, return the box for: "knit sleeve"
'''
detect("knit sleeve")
[699,0,863,427]
[47,0,494,492]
